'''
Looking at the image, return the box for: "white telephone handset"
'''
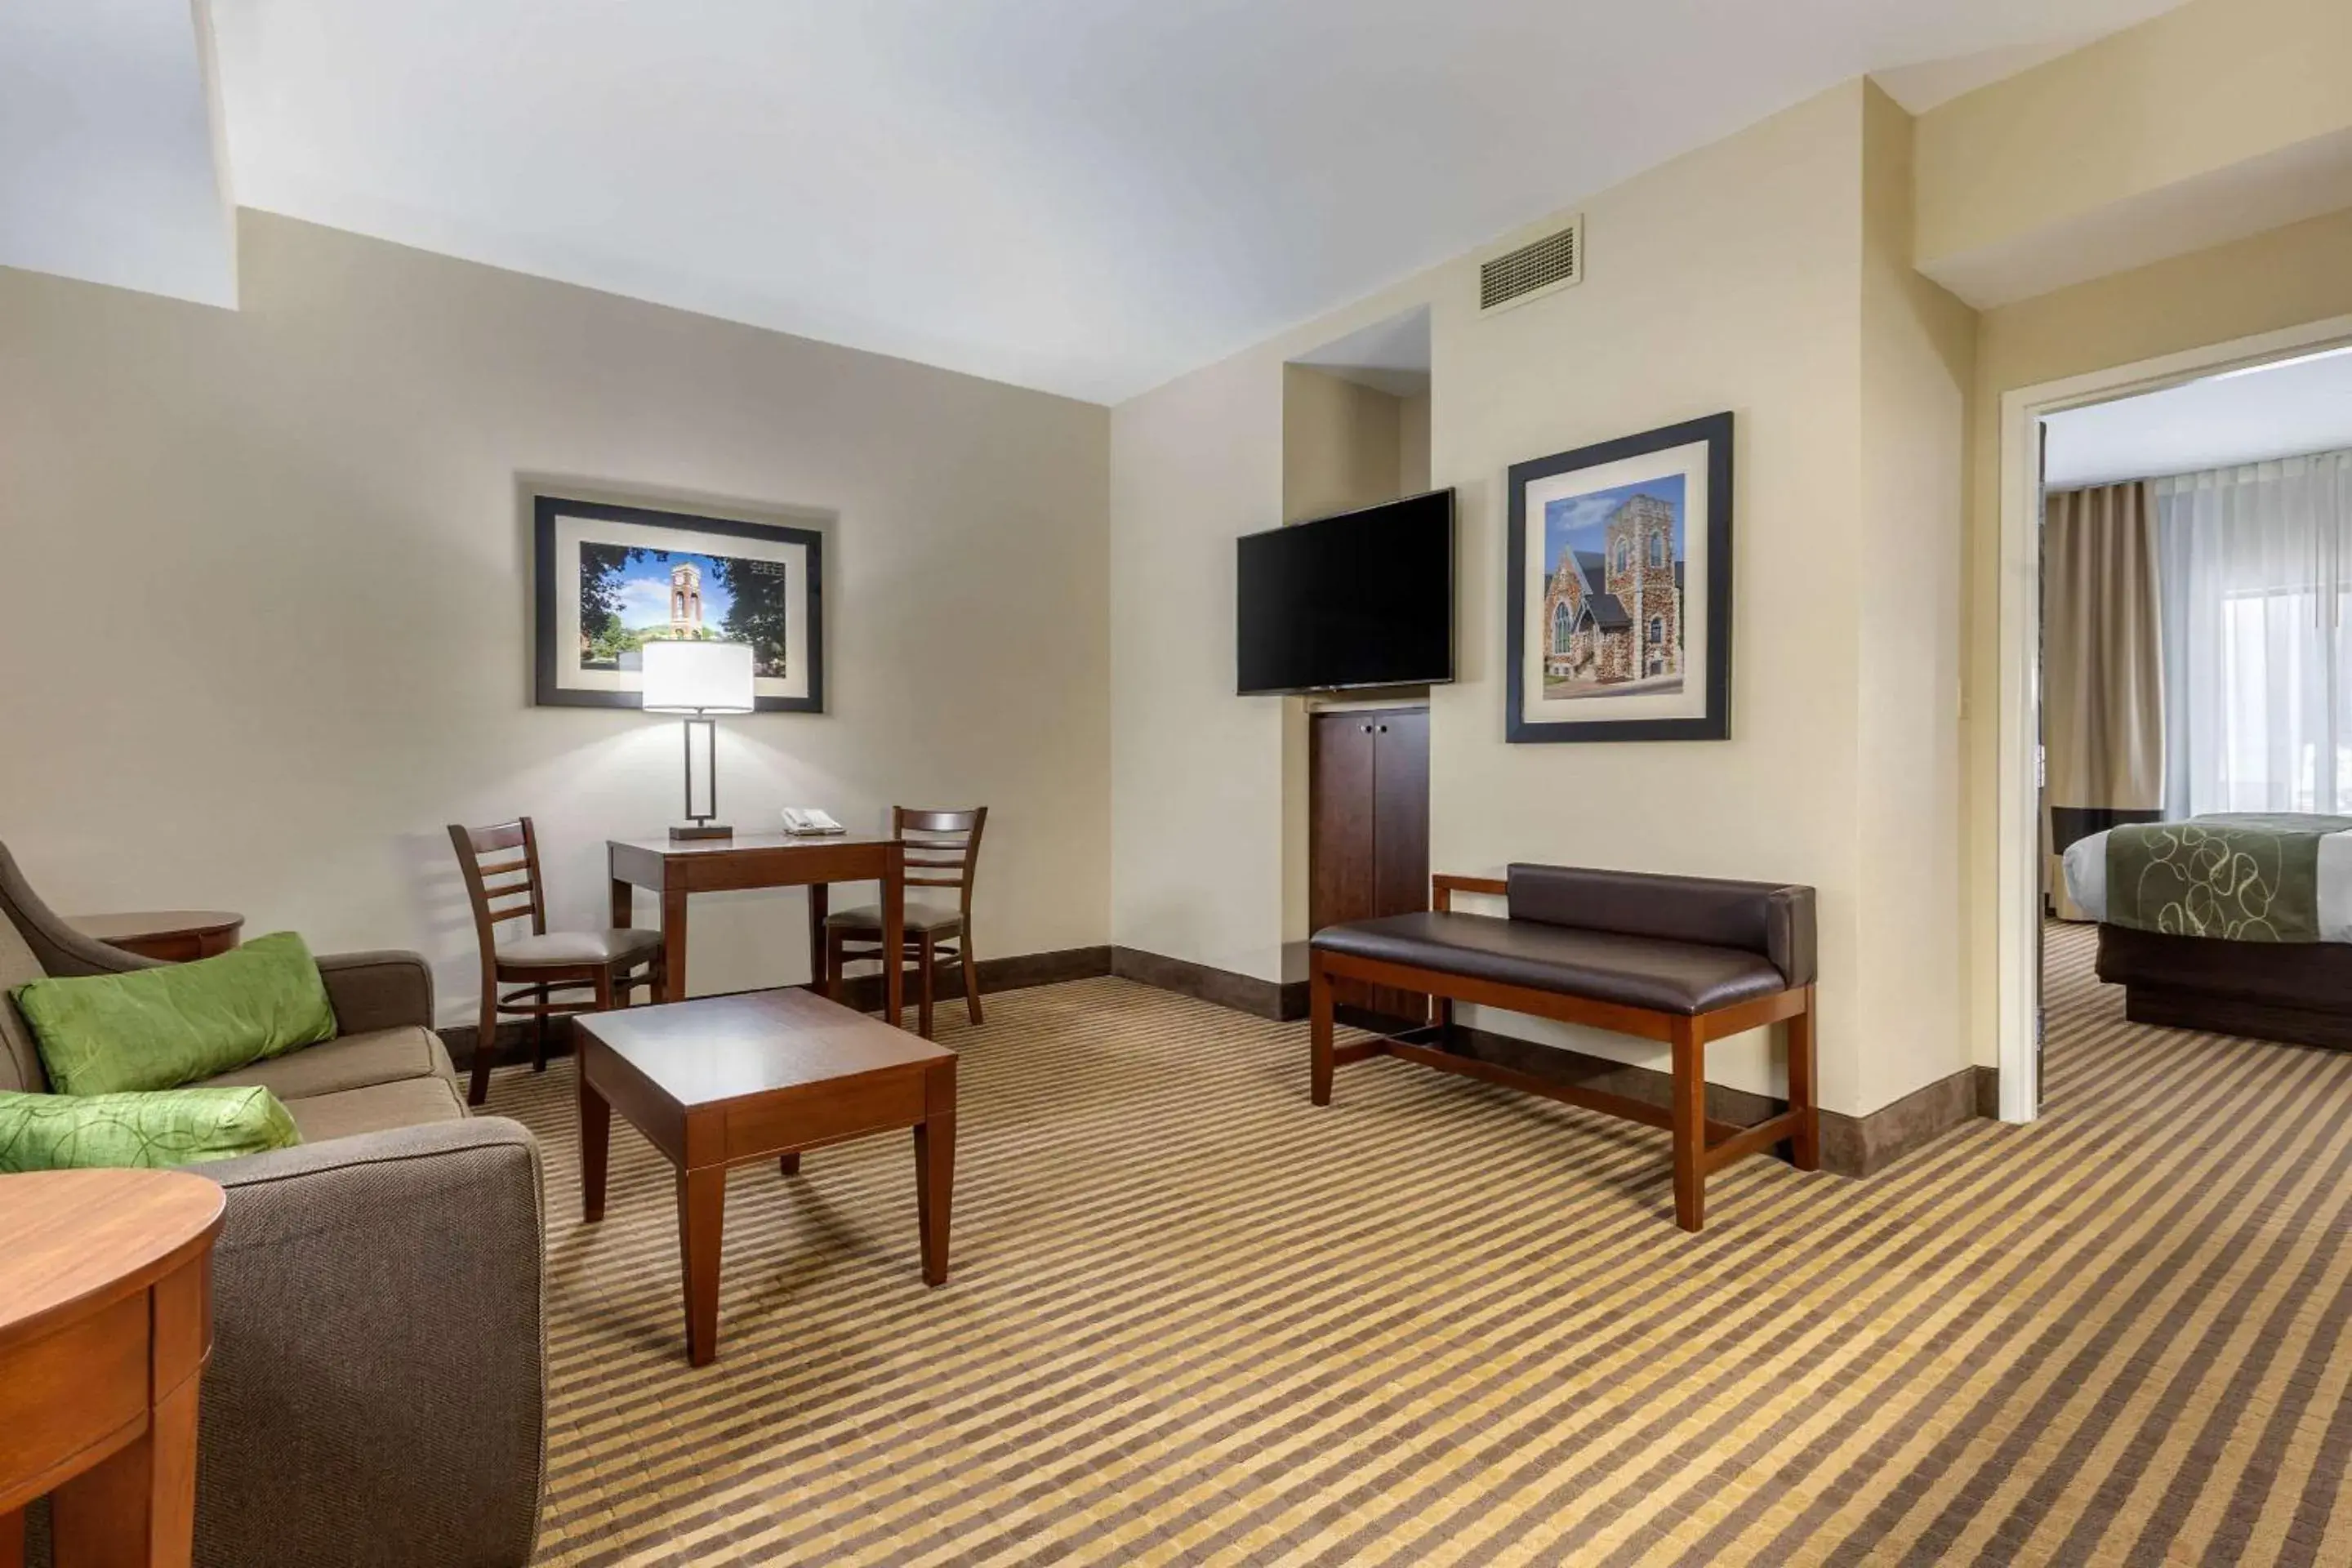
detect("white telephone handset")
[780,807,846,836]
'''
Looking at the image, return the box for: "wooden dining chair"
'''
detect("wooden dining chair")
[824,806,988,1039]
[448,818,665,1107]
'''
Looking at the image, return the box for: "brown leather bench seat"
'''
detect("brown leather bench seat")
[1306,862,1820,1232]
[1310,911,1792,1015]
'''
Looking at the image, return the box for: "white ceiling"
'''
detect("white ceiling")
[0,0,236,307]
[1292,306,1432,398]
[199,0,2189,403]
[7,2,2187,402]
[2044,345,2352,488]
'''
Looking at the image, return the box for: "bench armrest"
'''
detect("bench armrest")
[1432,873,1508,911]
[316,949,435,1035]
[191,1118,546,1568]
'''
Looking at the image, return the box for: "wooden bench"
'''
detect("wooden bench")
[1308,862,1819,1232]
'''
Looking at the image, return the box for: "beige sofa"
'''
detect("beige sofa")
[0,844,545,1568]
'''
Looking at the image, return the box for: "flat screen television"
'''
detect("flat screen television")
[1236,488,1455,694]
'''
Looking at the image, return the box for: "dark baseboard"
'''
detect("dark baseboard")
[1974,1064,2000,1119]
[1108,947,1307,1021]
[439,945,1113,1070]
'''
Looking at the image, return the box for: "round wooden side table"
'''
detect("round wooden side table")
[0,1169,226,1568]
[62,913,244,964]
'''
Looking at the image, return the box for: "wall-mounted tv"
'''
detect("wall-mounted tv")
[1236,489,1455,695]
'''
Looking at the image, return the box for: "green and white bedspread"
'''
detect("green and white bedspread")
[2062,813,2352,942]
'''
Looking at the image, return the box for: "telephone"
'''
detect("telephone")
[779,807,847,836]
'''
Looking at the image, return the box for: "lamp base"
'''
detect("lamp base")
[669,822,733,842]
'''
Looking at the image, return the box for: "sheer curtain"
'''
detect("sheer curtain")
[2158,449,2352,817]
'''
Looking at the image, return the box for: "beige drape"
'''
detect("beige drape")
[2043,482,2166,920]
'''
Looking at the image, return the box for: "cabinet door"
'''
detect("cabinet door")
[1310,713,1379,936]
[1371,710,1430,921]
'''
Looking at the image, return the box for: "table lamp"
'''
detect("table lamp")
[641,640,755,840]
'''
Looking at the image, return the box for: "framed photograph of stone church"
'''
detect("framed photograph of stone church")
[1504,412,1731,742]
[532,495,825,711]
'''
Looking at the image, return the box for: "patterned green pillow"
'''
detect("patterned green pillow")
[0,1085,300,1172]
[11,932,338,1096]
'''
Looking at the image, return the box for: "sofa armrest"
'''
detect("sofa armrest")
[193,1118,545,1568]
[316,949,435,1036]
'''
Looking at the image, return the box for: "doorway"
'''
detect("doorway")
[1996,314,2352,1120]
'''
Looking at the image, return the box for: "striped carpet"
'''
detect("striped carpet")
[490,923,2352,1566]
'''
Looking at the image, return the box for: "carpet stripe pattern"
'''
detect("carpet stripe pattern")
[495,924,2352,1565]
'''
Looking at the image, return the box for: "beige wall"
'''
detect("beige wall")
[1958,204,2352,1063]
[1281,367,1408,523]
[1852,82,1976,1111]
[1111,84,1975,1115]
[0,212,1112,1023]
[1913,0,2352,304]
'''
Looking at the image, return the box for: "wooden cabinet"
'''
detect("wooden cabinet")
[1310,706,1430,1023]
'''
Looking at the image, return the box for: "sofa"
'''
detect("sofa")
[0,844,546,1568]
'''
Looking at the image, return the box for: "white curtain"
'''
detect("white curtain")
[2158,449,2352,817]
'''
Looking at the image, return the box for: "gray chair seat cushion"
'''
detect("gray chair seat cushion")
[283,1075,470,1143]
[495,927,662,967]
[198,1024,456,1100]
[824,902,965,936]
[1311,911,1792,1016]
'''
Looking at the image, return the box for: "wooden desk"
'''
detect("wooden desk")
[577,988,956,1365]
[64,912,243,964]
[1,1169,226,1568]
[608,834,906,1029]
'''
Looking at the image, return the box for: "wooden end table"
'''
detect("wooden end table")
[0,1169,226,1568]
[575,987,957,1367]
[65,912,243,964]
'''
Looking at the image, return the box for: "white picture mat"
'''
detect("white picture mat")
[1519,438,1711,725]
[551,511,812,700]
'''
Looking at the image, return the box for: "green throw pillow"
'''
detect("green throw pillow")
[11,932,339,1096]
[0,1085,300,1171]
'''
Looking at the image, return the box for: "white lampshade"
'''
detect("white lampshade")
[640,640,755,715]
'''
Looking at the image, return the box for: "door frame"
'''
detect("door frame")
[1993,312,2352,1123]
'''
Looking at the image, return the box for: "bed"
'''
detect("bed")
[2061,813,2352,1049]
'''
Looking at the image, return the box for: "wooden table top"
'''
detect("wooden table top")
[577,988,952,1108]
[65,911,243,943]
[0,1169,225,1352]
[608,831,898,858]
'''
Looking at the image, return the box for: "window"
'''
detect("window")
[1552,600,1572,653]
[1648,616,1664,646]
[1614,541,1628,575]
[1649,533,1665,568]
[2158,451,2352,815]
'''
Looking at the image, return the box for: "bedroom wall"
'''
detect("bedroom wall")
[1959,203,2352,1067]
[0,210,1113,1024]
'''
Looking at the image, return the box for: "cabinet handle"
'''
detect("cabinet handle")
[1361,724,1373,733]
[1377,724,1388,733]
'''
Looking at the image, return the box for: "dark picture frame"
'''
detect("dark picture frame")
[1505,412,1732,743]
[532,496,826,713]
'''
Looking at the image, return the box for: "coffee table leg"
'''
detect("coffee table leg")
[914,1116,954,1287]
[578,1062,611,1224]
[679,1165,726,1365]
[51,1363,201,1568]
[2,1508,23,1568]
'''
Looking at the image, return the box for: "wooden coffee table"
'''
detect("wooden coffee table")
[574,988,958,1366]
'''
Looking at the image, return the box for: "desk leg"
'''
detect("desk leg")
[662,886,689,1003]
[2,1508,21,1568]
[883,846,906,1030]
[807,883,830,996]
[679,1165,726,1367]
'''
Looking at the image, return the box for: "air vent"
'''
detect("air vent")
[1478,216,1583,314]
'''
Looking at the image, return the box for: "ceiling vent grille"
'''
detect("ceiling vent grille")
[1478,216,1582,314]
